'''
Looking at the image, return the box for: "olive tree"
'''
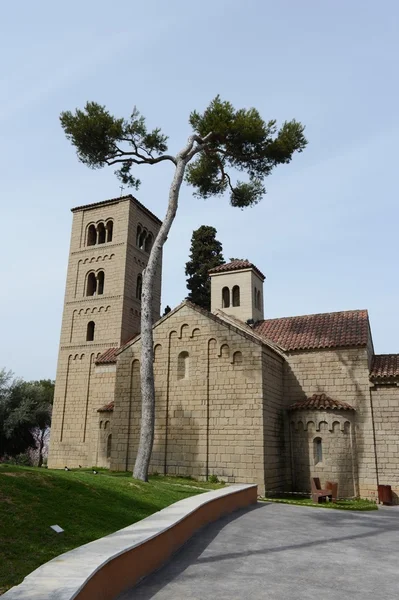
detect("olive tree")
[60,96,307,481]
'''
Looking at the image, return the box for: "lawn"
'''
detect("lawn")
[260,495,378,511]
[0,465,221,594]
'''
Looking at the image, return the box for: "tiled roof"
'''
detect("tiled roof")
[254,309,369,351]
[97,401,114,412]
[288,393,355,411]
[208,260,265,281]
[71,194,162,225]
[95,347,119,364]
[370,354,399,379]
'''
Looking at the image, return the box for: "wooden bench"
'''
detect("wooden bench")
[325,480,338,502]
[311,477,333,503]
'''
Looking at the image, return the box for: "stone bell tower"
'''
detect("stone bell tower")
[48,194,162,468]
[209,259,265,323]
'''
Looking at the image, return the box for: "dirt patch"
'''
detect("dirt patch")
[166,483,211,491]
[0,493,14,505]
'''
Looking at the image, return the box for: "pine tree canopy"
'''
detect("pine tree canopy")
[60,96,307,208]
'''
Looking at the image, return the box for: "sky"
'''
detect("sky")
[1,0,399,380]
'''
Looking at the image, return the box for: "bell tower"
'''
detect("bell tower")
[48,194,162,469]
[209,259,265,323]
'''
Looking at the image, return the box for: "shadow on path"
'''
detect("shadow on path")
[118,502,399,599]
[118,503,266,599]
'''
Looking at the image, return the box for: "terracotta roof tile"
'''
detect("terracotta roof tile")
[95,347,118,364]
[97,401,114,412]
[289,393,354,411]
[254,309,369,351]
[209,260,265,280]
[370,354,399,379]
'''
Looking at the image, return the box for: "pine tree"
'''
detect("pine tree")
[61,96,307,481]
[186,226,224,310]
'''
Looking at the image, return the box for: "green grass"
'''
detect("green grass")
[0,465,221,594]
[260,494,378,511]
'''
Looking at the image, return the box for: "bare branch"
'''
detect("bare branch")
[193,132,215,145]
[185,144,201,162]
[138,146,154,159]
[182,132,216,162]
[179,132,215,161]
[212,151,235,193]
[105,154,176,166]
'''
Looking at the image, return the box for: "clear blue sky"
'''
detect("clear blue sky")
[1,0,398,380]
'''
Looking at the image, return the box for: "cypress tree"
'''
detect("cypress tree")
[185,226,224,310]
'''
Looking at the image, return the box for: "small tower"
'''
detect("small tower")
[48,194,162,469]
[209,260,265,322]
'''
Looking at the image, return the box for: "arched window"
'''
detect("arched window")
[232,285,240,307]
[139,230,146,250]
[254,287,258,309]
[107,434,112,459]
[106,220,113,243]
[257,290,261,311]
[233,351,243,365]
[104,421,109,430]
[144,233,153,253]
[314,437,323,465]
[86,272,97,296]
[177,351,189,380]
[97,222,106,244]
[99,421,103,429]
[136,225,142,247]
[87,224,97,246]
[220,344,230,358]
[222,287,230,308]
[97,271,105,295]
[86,321,95,341]
[136,274,142,299]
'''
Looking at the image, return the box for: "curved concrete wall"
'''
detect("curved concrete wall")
[3,483,257,600]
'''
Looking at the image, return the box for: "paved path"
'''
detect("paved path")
[118,502,399,600]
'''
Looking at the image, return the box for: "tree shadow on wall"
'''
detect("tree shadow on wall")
[335,348,368,496]
[165,401,201,478]
[281,363,311,495]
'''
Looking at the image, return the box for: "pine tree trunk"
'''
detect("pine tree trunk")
[133,158,187,481]
[37,429,44,468]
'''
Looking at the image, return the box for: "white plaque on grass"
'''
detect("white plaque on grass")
[50,525,64,533]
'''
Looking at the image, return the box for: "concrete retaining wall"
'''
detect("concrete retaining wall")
[3,483,257,600]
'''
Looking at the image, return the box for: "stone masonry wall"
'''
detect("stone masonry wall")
[49,196,161,470]
[111,304,268,493]
[290,410,357,498]
[210,269,264,323]
[261,348,285,493]
[284,347,377,500]
[371,384,399,503]
[49,354,117,468]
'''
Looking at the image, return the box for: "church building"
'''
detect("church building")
[48,195,399,502]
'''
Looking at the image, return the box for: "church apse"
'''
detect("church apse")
[288,398,358,498]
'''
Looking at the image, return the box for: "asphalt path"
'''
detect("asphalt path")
[118,502,399,599]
